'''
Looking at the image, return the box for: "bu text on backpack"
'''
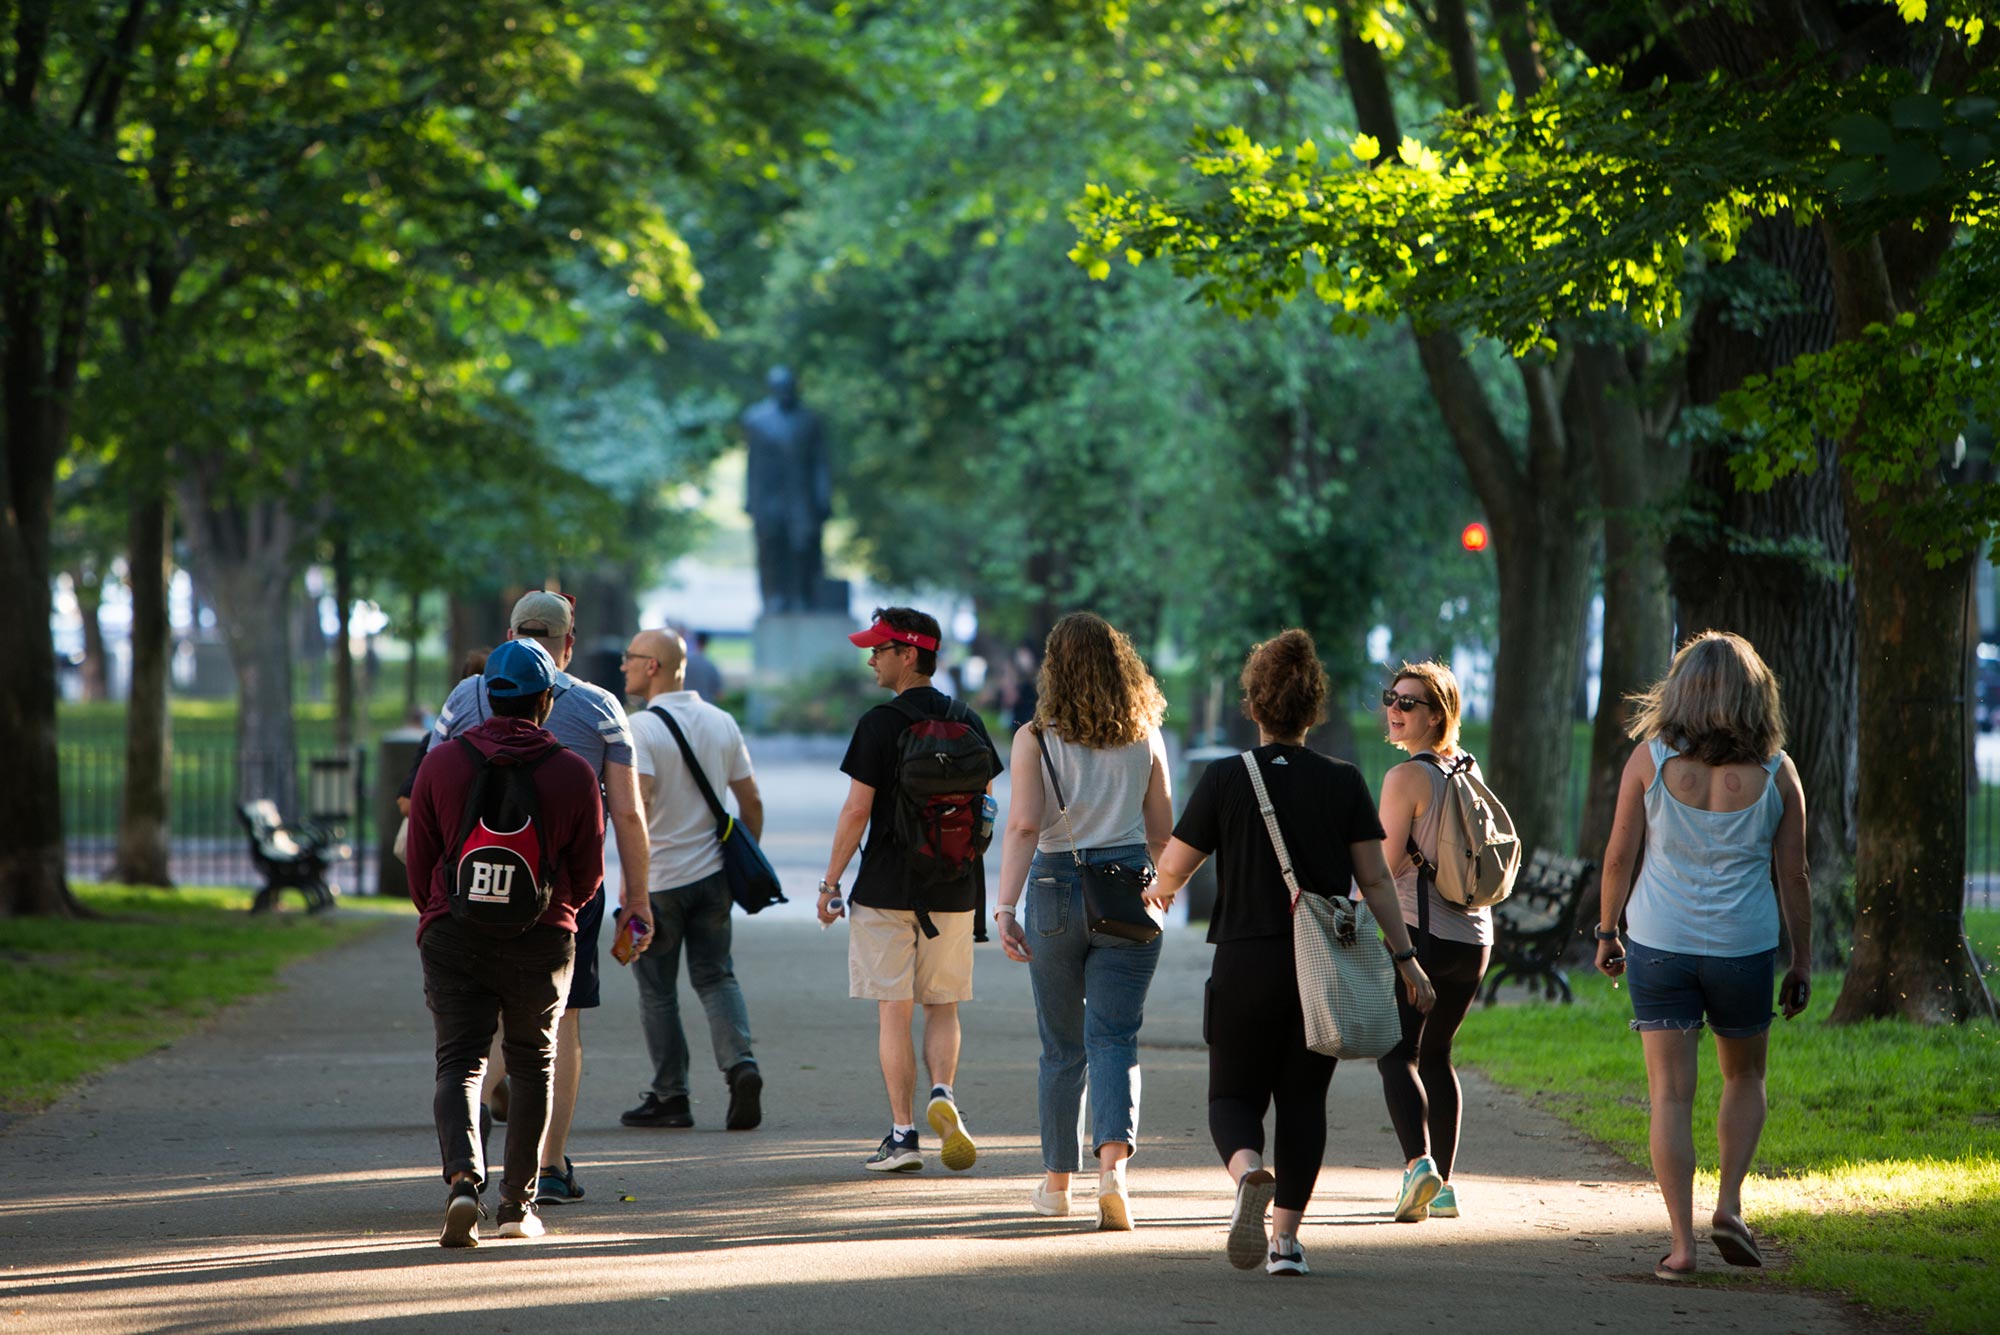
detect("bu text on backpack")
[449,737,563,936]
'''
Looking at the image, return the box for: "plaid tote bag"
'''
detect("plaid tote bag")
[1242,752,1401,1060]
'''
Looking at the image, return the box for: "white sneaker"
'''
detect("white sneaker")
[1227,1168,1276,1270]
[1098,1182,1132,1232]
[1031,1182,1071,1216]
[1266,1232,1309,1275]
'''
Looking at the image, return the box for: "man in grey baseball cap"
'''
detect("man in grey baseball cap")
[434,589,652,1206]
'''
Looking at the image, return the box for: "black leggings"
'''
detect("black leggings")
[1206,935,1337,1213]
[1376,930,1489,1180]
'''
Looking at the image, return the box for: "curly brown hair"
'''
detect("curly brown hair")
[1034,612,1167,749]
[1626,629,1786,765]
[1240,629,1327,738]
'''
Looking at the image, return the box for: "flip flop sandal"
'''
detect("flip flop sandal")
[1655,1255,1697,1281]
[1710,1220,1763,1267]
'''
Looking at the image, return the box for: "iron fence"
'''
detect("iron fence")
[62,737,378,895]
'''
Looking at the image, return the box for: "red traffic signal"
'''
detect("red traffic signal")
[1461,521,1490,553]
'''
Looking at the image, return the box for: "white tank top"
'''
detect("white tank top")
[1034,728,1156,854]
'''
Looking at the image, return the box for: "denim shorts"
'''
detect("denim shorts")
[1625,938,1775,1038]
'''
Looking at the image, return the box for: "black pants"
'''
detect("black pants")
[1375,930,1489,1180]
[1205,934,1337,1213]
[420,919,574,1205]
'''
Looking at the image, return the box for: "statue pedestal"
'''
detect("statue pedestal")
[748,611,860,728]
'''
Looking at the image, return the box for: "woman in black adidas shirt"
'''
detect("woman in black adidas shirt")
[1147,630,1434,1276]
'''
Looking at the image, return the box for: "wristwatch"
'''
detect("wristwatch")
[1391,947,1418,963]
[1594,926,1620,941]
[994,905,1018,921]
[818,879,841,896]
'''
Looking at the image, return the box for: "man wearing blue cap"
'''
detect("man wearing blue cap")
[407,638,607,1247]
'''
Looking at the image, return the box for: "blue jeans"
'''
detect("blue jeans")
[1024,844,1162,1172]
[1625,938,1776,1038]
[633,869,755,1099]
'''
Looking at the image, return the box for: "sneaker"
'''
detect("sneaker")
[1098,1182,1132,1232]
[926,1091,977,1171]
[621,1092,693,1128]
[1227,1168,1276,1270]
[1394,1156,1442,1223]
[1266,1232,1309,1276]
[439,1179,483,1249]
[535,1156,584,1205]
[1031,1182,1071,1216]
[495,1198,545,1239]
[1430,1183,1459,1218]
[726,1062,764,1131]
[863,1129,923,1173]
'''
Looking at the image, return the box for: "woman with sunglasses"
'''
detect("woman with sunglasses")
[1598,631,1810,1281]
[1373,660,1489,1224]
[994,612,1173,1231]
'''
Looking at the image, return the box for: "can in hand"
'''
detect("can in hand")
[611,913,651,965]
[978,794,998,843]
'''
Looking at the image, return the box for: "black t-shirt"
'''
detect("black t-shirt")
[841,686,1004,911]
[1172,744,1385,944]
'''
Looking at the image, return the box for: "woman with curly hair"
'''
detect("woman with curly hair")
[994,612,1173,1231]
[1148,630,1434,1275]
[1597,630,1811,1281]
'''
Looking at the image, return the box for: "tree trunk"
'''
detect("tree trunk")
[404,590,422,717]
[1832,511,1994,1022]
[447,589,497,697]
[332,537,355,752]
[1487,506,1597,855]
[179,481,302,815]
[72,562,109,701]
[1573,343,1686,863]
[1675,219,1856,891]
[110,493,173,885]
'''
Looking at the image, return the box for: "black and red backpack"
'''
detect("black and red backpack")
[447,738,564,937]
[888,695,997,939]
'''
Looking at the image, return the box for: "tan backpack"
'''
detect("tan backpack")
[1409,753,1522,911]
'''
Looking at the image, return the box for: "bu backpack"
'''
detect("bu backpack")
[888,695,997,939]
[447,738,562,936]
[1408,752,1522,912]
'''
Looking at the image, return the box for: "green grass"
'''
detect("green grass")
[1459,908,2000,1334]
[0,884,409,1115]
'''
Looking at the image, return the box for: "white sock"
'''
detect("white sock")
[931,1083,953,1103]
[892,1123,916,1138]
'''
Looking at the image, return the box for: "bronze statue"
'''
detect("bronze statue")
[742,366,838,614]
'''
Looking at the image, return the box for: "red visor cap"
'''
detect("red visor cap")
[848,619,940,652]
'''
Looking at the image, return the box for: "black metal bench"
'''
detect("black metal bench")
[1481,849,1596,1005]
[237,800,337,913]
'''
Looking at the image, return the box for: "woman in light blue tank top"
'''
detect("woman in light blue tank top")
[1596,631,1813,1283]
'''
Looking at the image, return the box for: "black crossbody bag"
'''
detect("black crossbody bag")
[648,706,786,914]
[1034,728,1160,944]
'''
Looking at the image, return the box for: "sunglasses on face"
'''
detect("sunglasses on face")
[1382,690,1436,713]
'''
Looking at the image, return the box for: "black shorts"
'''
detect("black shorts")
[568,883,605,1010]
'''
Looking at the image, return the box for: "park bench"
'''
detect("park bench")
[237,800,337,913]
[1481,849,1596,1005]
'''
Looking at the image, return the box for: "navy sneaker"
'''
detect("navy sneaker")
[535,1156,584,1205]
[863,1129,923,1173]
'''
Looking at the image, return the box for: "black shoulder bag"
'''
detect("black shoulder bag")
[1034,728,1161,944]
[648,706,786,914]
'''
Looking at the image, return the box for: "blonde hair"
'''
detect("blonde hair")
[1384,660,1463,754]
[1034,612,1167,749]
[1625,630,1785,766]
[1240,629,1328,738]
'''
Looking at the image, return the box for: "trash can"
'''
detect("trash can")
[1178,745,1239,924]
[377,728,427,898]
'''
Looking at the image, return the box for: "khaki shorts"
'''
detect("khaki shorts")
[848,906,975,1003]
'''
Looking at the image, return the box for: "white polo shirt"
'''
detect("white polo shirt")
[629,691,755,893]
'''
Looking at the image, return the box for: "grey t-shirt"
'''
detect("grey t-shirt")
[435,669,634,779]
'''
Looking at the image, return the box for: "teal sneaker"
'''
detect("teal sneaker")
[1430,1183,1458,1218]
[1394,1156,1442,1222]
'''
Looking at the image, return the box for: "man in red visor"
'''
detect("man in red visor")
[818,607,1002,1174]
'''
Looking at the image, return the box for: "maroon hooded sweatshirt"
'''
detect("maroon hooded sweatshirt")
[406,715,605,944]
